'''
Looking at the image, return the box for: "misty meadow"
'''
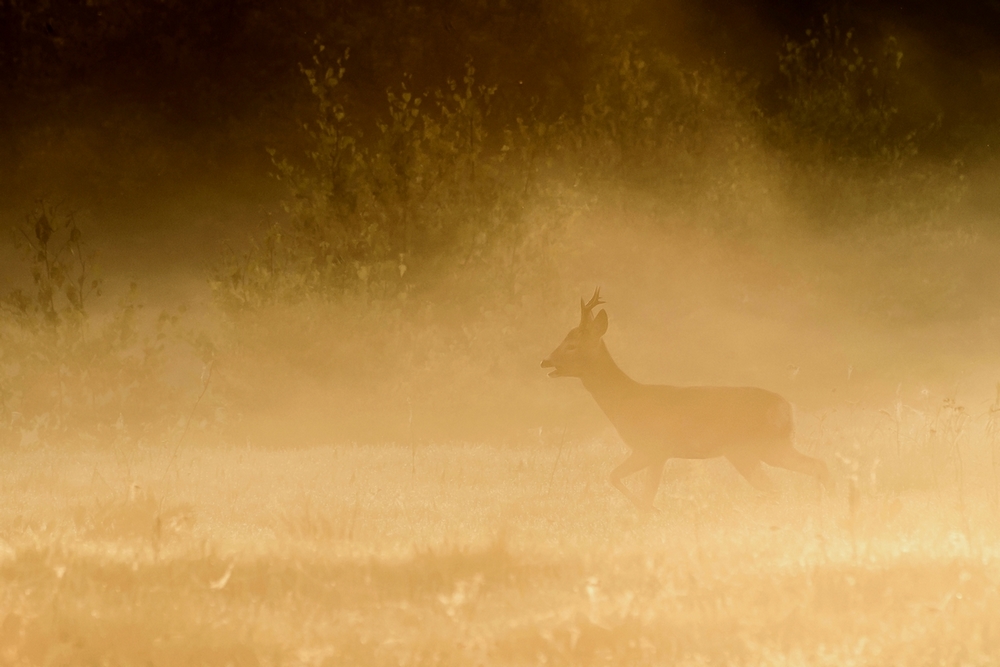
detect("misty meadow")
[1,1,1000,664]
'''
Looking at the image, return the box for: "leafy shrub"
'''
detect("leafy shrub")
[767,14,965,228]
[217,47,559,308]
[0,204,198,447]
[774,14,910,160]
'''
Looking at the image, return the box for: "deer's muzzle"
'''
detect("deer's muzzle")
[540,359,560,377]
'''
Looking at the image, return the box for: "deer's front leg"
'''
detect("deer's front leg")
[609,451,654,512]
[641,458,667,511]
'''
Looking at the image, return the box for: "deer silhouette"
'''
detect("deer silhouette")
[542,288,830,511]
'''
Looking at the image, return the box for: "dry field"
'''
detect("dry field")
[0,408,999,666]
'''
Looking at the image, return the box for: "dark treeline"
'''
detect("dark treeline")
[2,0,999,170]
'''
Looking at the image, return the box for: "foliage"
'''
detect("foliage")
[774,14,914,161]
[764,15,965,228]
[0,204,197,447]
[215,47,562,311]
[214,37,756,311]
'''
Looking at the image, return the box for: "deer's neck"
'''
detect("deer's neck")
[580,343,639,400]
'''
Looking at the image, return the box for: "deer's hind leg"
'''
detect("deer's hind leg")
[725,452,776,493]
[762,446,831,490]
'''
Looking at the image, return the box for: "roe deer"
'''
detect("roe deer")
[541,288,830,512]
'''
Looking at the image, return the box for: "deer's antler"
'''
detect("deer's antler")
[580,287,605,326]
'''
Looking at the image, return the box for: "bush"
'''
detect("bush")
[774,15,909,160]
[0,204,200,447]
[221,47,559,307]
[767,14,965,228]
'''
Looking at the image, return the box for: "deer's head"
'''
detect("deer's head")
[541,288,608,378]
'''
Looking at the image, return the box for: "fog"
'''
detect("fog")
[2,1,1000,663]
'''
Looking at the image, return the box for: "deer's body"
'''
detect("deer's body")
[583,348,792,459]
[542,289,829,511]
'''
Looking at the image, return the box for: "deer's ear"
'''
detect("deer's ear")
[590,309,608,337]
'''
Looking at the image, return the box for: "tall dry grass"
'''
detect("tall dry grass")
[0,400,998,664]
